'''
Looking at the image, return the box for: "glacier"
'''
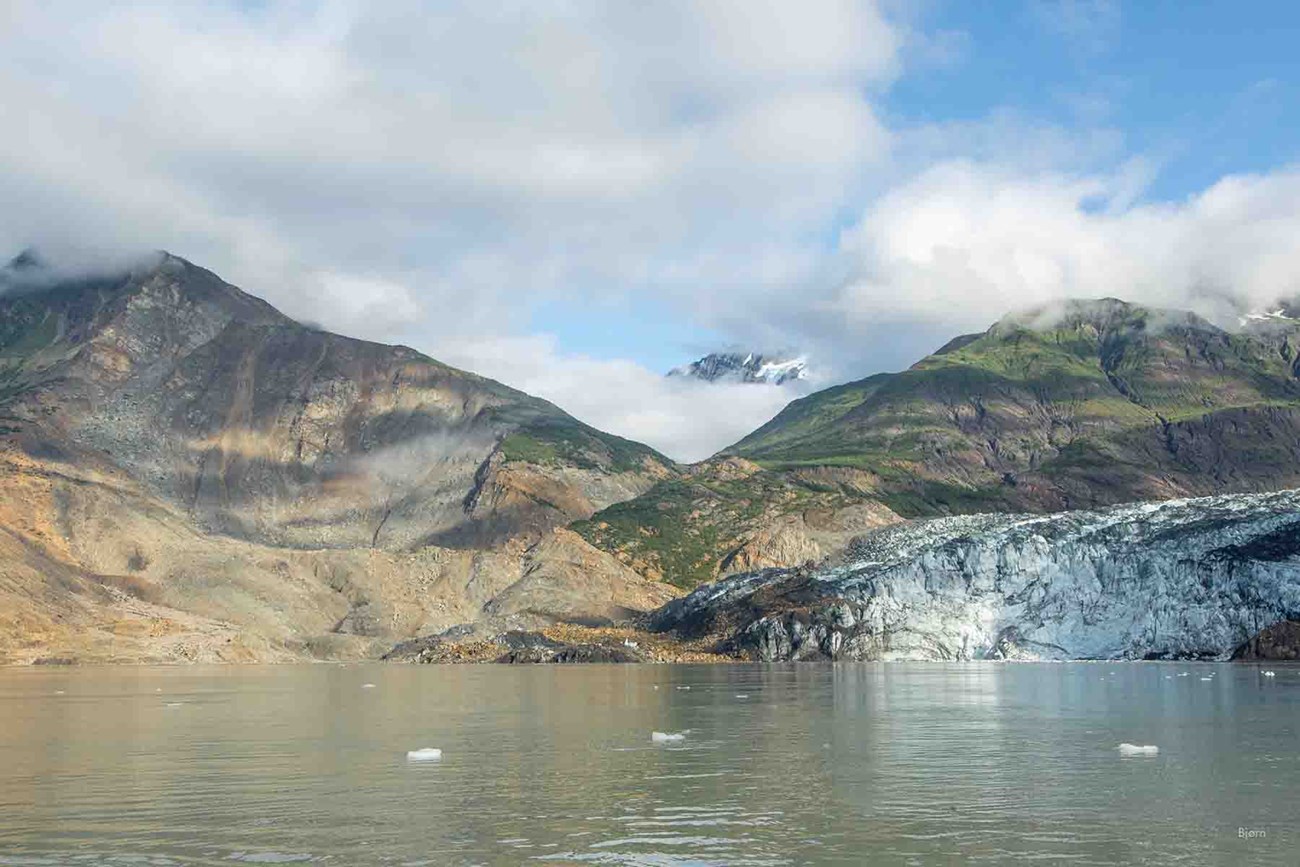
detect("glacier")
[649,489,1300,661]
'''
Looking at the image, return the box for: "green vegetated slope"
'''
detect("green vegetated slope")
[578,298,1300,587]
[733,299,1300,512]
[571,459,880,588]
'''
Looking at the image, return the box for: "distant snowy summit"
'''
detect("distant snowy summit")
[667,352,809,386]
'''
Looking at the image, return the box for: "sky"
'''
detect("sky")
[3,1,1300,461]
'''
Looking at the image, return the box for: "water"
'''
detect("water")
[0,663,1295,866]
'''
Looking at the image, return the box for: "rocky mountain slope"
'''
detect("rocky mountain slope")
[649,489,1300,661]
[0,252,679,663]
[667,351,809,385]
[582,299,1300,588]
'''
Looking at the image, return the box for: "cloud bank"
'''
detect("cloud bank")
[3,2,1299,460]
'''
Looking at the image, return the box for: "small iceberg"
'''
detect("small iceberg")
[1117,743,1159,757]
[406,748,443,761]
[652,731,686,743]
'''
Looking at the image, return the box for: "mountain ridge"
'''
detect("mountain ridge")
[578,296,1300,588]
[0,251,681,663]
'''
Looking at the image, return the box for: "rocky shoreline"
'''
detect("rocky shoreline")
[381,622,731,664]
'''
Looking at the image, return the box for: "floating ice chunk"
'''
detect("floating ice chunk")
[1263,671,1276,677]
[1117,743,1159,756]
[652,731,686,743]
[406,748,442,761]
[361,683,376,689]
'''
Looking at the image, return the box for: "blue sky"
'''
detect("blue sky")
[532,2,1300,374]
[5,1,1300,460]
[893,1,1300,198]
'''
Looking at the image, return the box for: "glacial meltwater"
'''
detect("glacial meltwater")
[1,663,1296,865]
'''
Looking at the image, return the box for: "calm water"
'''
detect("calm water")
[0,663,1296,866]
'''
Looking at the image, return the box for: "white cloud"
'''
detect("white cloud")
[0,1,899,461]
[833,160,1300,334]
[434,334,801,464]
[5,2,1300,463]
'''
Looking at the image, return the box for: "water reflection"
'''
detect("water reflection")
[0,663,1296,865]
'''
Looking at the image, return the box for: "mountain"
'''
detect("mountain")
[667,351,809,385]
[648,488,1300,661]
[0,251,679,663]
[731,298,1300,511]
[580,298,1300,588]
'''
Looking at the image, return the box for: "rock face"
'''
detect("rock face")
[650,490,1300,661]
[0,252,679,663]
[1233,621,1300,661]
[0,252,673,551]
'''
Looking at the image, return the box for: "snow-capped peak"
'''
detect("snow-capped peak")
[1239,307,1298,328]
[667,351,809,386]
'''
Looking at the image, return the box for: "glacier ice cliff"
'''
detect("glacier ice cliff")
[649,490,1300,661]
